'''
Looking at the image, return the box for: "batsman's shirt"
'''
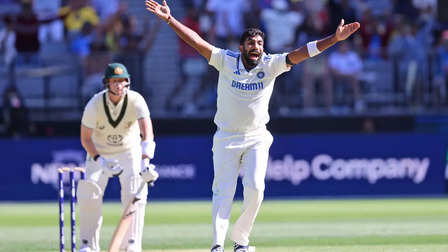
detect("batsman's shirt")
[209,47,290,133]
[81,90,150,154]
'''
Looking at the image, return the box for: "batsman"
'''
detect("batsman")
[77,63,159,252]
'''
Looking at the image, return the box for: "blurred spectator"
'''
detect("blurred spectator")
[104,9,139,53]
[0,15,16,68]
[59,0,99,40]
[329,40,364,111]
[328,0,357,33]
[109,13,161,94]
[91,0,119,23]
[414,4,438,52]
[388,20,427,105]
[6,0,100,67]
[261,0,304,53]
[165,6,208,113]
[206,0,249,50]
[412,0,437,11]
[70,22,94,60]
[302,54,333,111]
[359,8,392,59]
[81,40,111,103]
[5,0,67,67]
[298,13,333,112]
[244,0,263,29]
[260,0,304,113]
[182,0,202,9]
[430,30,448,105]
[365,0,393,17]
[303,0,327,14]
[191,0,219,113]
[393,0,419,20]
[34,0,64,43]
[2,85,30,138]
[8,0,44,66]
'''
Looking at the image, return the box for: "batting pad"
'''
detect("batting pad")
[120,176,148,251]
[77,180,103,251]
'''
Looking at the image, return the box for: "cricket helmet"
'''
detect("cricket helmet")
[102,63,131,87]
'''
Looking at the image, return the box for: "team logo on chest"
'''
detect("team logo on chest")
[107,134,123,146]
[257,71,265,79]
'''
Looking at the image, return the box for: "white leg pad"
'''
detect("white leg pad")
[120,176,148,252]
[77,180,103,251]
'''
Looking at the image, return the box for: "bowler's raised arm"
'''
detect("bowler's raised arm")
[286,19,360,66]
[145,0,214,61]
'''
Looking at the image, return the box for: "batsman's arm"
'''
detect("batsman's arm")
[138,117,155,160]
[80,124,99,159]
[145,0,213,61]
[286,19,360,66]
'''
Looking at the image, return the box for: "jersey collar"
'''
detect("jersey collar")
[103,92,128,128]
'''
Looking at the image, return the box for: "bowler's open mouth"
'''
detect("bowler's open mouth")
[249,51,260,60]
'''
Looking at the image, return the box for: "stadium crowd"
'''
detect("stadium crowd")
[172,0,448,115]
[0,0,447,128]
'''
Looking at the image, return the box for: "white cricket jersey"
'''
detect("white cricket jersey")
[81,90,150,154]
[209,47,291,133]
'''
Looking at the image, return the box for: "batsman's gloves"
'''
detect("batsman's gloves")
[96,156,123,177]
[140,159,159,184]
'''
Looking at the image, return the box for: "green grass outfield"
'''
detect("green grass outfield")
[0,198,447,251]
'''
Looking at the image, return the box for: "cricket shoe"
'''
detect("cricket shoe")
[234,243,249,252]
[211,244,224,252]
[78,245,92,252]
[126,242,141,252]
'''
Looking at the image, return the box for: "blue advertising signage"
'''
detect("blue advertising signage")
[0,133,446,201]
[266,134,446,197]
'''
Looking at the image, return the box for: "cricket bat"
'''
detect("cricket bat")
[107,181,151,252]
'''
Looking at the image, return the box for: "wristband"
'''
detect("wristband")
[93,154,100,161]
[306,40,321,57]
[142,158,150,168]
[166,15,171,25]
[141,140,156,159]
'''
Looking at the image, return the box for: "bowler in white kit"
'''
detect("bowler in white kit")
[146,1,360,251]
[78,63,159,252]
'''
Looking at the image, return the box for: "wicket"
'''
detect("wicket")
[58,167,85,252]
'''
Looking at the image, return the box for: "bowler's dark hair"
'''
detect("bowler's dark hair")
[239,28,265,45]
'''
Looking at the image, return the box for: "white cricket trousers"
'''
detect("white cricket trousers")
[211,128,273,247]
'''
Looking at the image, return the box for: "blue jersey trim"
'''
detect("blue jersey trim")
[226,50,239,58]
[235,55,241,75]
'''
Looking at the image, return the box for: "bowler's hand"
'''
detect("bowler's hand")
[140,159,159,184]
[145,0,171,22]
[335,19,360,41]
[96,157,123,177]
